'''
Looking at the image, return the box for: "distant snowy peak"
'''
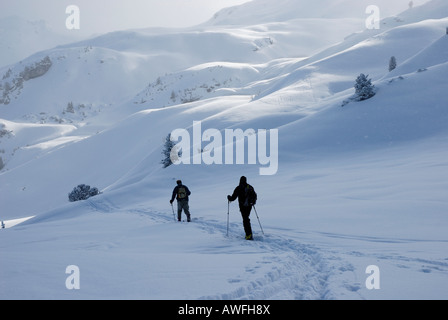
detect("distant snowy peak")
[379,0,448,28]
[399,0,448,20]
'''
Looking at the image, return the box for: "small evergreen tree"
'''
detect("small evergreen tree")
[170,90,177,102]
[389,56,397,72]
[66,101,75,113]
[161,133,179,168]
[354,73,376,101]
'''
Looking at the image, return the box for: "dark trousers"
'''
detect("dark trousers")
[240,206,253,236]
[177,199,191,221]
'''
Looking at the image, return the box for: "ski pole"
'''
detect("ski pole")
[227,202,229,236]
[171,203,176,221]
[253,205,265,235]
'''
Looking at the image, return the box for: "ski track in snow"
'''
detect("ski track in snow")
[82,196,448,300]
[194,223,335,300]
[84,197,358,300]
[4,196,446,299]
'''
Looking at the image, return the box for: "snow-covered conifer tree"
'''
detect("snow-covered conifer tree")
[389,56,397,72]
[161,133,177,168]
[354,73,376,101]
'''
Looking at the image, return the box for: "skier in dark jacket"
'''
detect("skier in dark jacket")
[227,176,257,240]
[170,180,191,222]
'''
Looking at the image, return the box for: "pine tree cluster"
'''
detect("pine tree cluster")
[68,184,99,202]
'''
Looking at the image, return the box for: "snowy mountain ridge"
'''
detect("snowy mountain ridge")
[1,0,448,300]
[206,0,431,25]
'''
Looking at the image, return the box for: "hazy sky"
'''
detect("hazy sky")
[0,0,251,35]
[0,0,432,37]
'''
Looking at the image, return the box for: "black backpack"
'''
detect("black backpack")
[177,186,187,200]
[243,184,257,207]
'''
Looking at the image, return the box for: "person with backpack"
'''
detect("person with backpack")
[170,180,191,222]
[227,176,257,240]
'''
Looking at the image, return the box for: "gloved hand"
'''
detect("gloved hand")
[227,195,232,201]
[170,200,174,204]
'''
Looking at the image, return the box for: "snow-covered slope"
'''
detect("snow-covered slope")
[1,0,448,300]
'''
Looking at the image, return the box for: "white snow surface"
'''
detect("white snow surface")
[1,0,448,300]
